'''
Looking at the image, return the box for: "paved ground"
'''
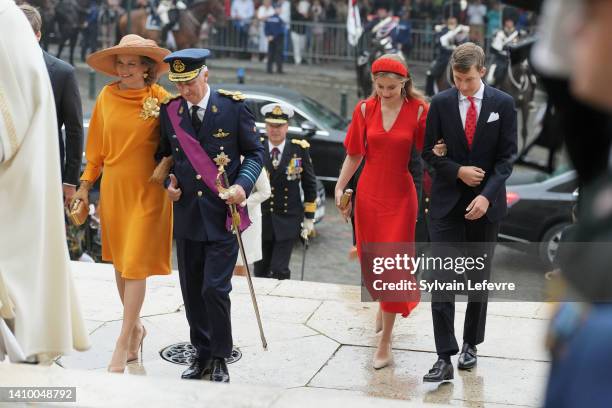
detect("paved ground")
[35,261,550,407]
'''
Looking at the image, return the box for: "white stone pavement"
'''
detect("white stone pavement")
[0,262,552,407]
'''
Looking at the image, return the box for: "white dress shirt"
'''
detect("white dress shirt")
[231,0,255,21]
[186,86,211,122]
[467,4,487,25]
[269,139,286,158]
[459,80,485,129]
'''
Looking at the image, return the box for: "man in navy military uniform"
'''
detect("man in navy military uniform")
[156,48,264,382]
[254,103,317,280]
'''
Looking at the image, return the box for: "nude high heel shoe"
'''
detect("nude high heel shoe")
[127,325,146,363]
[372,342,393,369]
[107,347,128,373]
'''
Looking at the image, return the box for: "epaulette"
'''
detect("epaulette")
[161,94,180,104]
[291,138,310,149]
[217,89,246,101]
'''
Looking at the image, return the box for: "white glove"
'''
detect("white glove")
[218,185,238,200]
[301,218,315,240]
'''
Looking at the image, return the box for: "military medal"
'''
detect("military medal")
[213,128,230,138]
[286,155,303,181]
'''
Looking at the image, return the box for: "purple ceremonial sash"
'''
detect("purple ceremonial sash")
[167,99,251,232]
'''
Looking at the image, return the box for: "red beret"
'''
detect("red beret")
[371,58,408,77]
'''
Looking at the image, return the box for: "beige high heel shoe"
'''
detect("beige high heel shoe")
[127,325,147,363]
[107,347,128,373]
[372,342,393,369]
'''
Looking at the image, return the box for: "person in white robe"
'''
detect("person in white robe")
[0,0,89,364]
[233,168,272,276]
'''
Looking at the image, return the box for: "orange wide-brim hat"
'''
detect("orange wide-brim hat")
[86,34,171,78]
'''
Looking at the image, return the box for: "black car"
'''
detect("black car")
[211,84,349,186]
[499,167,577,266]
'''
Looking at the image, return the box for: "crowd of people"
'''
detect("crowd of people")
[31,0,536,69]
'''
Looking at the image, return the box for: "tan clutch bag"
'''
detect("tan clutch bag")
[68,199,88,226]
[339,189,353,211]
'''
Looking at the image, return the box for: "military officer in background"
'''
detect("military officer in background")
[156,48,264,383]
[254,103,317,280]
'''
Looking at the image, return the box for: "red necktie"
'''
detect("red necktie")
[465,96,477,148]
[271,147,280,168]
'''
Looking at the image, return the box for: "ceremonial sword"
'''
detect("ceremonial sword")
[215,152,268,351]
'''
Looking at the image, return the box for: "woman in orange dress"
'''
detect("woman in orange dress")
[71,35,172,373]
[335,54,428,369]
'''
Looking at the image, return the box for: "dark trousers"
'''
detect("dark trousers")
[176,237,238,361]
[267,34,284,73]
[492,53,509,86]
[254,238,295,280]
[427,195,499,359]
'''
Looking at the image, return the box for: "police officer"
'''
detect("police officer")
[264,4,285,74]
[254,103,317,280]
[156,49,264,382]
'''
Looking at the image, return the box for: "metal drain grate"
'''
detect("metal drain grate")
[159,342,242,365]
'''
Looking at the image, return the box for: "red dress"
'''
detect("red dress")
[344,96,428,317]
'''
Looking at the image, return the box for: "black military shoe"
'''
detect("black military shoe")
[210,358,230,383]
[181,359,211,380]
[457,343,477,370]
[423,358,454,382]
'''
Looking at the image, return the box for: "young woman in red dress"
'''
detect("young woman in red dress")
[335,54,428,369]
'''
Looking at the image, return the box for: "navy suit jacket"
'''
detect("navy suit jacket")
[422,85,517,223]
[43,51,83,185]
[157,91,264,241]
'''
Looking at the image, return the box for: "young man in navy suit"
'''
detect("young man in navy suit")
[422,43,517,382]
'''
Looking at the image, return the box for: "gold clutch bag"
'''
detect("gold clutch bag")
[339,189,353,211]
[68,199,88,226]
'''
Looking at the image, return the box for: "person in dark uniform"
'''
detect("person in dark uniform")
[156,48,264,383]
[254,103,317,280]
[363,0,391,33]
[264,4,285,74]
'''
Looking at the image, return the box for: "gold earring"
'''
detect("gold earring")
[143,72,149,79]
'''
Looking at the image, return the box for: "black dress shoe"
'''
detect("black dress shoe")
[458,343,477,370]
[181,359,211,380]
[423,359,454,382]
[210,357,230,383]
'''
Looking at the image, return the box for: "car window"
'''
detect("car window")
[293,97,348,130]
[288,111,308,128]
[245,100,267,123]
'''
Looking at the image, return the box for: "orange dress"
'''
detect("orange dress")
[344,97,428,317]
[81,82,173,279]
